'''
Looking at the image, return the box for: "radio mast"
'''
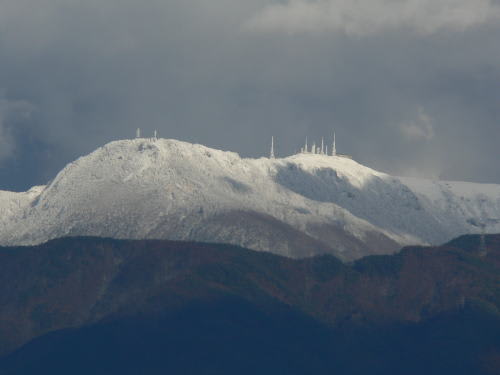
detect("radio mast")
[332,131,337,156]
[270,136,275,159]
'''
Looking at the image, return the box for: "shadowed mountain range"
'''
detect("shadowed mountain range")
[0,235,499,374]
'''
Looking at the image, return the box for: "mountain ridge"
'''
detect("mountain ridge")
[1,138,499,260]
[0,234,499,374]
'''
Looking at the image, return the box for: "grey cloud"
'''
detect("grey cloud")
[245,0,500,35]
[0,0,499,191]
[399,108,435,142]
[0,97,35,163]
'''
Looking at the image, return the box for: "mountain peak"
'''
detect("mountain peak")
[1,137,499,260]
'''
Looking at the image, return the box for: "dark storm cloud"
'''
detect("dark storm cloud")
[0,0,499,190]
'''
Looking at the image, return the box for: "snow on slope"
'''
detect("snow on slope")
[0,138,499,260]
[275,154,500,246]
[0,186,44,231]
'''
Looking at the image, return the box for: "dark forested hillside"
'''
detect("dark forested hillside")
[0,235,499,374]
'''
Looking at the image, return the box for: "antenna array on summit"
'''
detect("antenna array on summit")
[269,131,351,159]
[297,131,351,159]
[134,128,159,141]
[132,129,349,160]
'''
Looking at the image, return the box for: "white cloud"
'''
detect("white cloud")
[245,0,500,35]
[400,107,435,141]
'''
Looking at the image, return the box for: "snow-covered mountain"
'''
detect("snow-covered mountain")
[1,138,500,260]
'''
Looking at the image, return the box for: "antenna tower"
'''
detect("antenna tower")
[332,131,337,156]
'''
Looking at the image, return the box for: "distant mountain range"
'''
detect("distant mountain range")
[0,235,499,374]
[1,138,500,260]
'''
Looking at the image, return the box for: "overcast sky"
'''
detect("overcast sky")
[1,0,499,191]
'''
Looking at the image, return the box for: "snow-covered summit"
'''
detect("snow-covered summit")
[1,138,499,260]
